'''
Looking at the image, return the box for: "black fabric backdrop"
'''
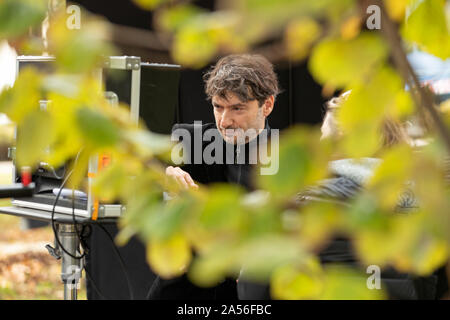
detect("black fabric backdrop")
[71,0,327,300]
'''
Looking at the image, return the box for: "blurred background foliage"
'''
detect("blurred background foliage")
[0,0,449,299]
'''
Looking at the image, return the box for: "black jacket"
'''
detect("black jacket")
[148,122,272,300]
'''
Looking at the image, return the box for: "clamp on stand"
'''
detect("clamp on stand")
[46,223,83,300]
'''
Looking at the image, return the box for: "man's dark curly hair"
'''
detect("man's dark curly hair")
[203,54,280,106]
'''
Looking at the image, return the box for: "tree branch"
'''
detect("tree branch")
[373,0,450,153]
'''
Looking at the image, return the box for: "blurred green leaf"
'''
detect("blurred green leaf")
[257,127,329,199]
[147,233,192,279]
[299,202,343,250]
[133,0,168,11]
[339,15,362,40]
[170,10,246,67]
[173,25,218,68]
[343,193,390,233]
[156,4,206,33]
[76,107,120,148]
[188,242,240,287]
[0,0,46,39]
[284,18,322,61]
[335,67,414,157]
[320,265,386,299]
[92,162,128,202]
[144,197,193,241]
[233,0,354,40]
[270,258,324,299]
[384,0,411,21]
[48,14,115,73]
[190,235,306,287]
[16,110,54,168]
[352,214,414,267]
[368,145,415,209]
[237,235,307,282]
[309,33,388,88]
[0,68,42,123]
[402,0,450,59]
[123,129,173,159]
[197,184,245,231]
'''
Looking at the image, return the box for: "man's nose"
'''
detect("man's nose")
[220,110,234,128]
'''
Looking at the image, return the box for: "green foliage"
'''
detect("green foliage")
[309,33,388,88]
[285,18,322,62]
[76,108,120,148]
[0,0,47,39]
[47,13,116,73]
[133,0,169,11]
[401,0,450,59]
[0,68,42,123]
[256,127,330,200]
[155,4,206,33]
[16,110,54,168]
[148,233,192,279]
[2,0,449,300]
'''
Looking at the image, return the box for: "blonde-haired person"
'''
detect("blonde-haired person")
[309,91,440,299]
[320,90,412,149]
[239,92,441,300]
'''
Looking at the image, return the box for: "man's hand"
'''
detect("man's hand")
[165,166,199,190]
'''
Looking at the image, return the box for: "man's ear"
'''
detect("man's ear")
[262,95,274,117]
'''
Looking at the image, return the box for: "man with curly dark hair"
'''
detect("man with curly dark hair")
[149,54,280,300]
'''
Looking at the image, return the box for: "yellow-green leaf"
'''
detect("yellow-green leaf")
[172,25,218,68]
[76,107,120,148]
[0,0,47,39]
[147,233,192,279]
[257,127,329,199]
[133,0,168,10]
[320,265,387,299]
[156,4,205,32]
[368,145,415,209]
[270,259,323,300]
[309,33,388,88]
[285,18,321,61]
[16,110,54,168]
[0,68,41,123]
[384,0,410,21]
[401,0,450,59]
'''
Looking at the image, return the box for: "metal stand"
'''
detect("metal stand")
[0,206,118,300]
[46,223,83,300]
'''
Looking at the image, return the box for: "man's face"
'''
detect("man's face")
[212,92,273,144]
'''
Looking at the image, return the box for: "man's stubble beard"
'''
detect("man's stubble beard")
[220,107,265,145]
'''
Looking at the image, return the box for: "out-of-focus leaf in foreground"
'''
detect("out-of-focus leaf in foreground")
[0,0,46,39]
[402,0,450,59]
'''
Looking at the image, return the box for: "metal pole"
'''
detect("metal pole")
[58,223,82,301]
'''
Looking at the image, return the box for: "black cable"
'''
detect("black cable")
[97,224,135,300]
[145,275,160,300]
[49,151,133,300]
[50,170,85,260]
[83,266,108,300]
[79,224,91,254]
[71,187,86,256]
[47,154,110,300]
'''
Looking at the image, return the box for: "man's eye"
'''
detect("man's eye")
[233,107,242,111]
